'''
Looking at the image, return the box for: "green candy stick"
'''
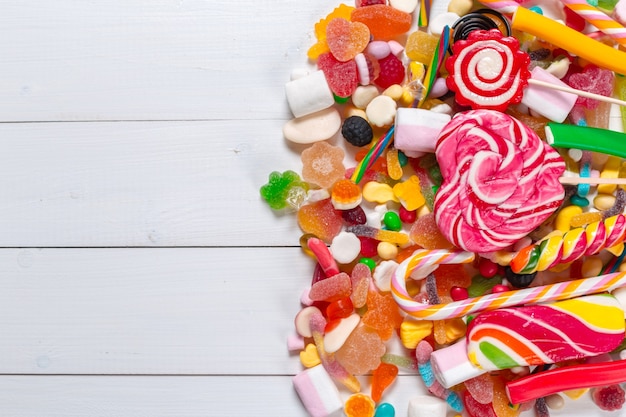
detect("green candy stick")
[546,122,626,159]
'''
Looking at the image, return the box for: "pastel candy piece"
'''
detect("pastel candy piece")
[466,294,626,370]
[283,107,342,144]
[522,67,578,123]
[430,339,486,388]
[295,306,323,338]
[365,40,391,59]
[407,395,447,417]
[614,0,626,26]
[394,107,451,154]
[285,70,335,118]
[293,365,344,417]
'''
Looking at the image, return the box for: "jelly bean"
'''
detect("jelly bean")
[377,241,399,260]
[478,258,499,278]
[450,286,469,301]
[375,403,395,417]
[358,257,377,271]
[399,205,417,223]
[383,211,402,231]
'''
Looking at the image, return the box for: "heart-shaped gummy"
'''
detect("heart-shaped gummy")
[326,18,370,62]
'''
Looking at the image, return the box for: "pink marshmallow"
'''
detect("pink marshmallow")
[293,365,344,417]
[521,67,578,123]
[287,333,306,352]
[394,107,451,154]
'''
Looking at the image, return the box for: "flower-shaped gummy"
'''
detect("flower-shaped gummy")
[260,170,308,210]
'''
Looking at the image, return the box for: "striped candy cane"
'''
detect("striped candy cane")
[391,249,626,320]
[561,0,626,46]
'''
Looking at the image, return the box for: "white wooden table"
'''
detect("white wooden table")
[0,1,622,416]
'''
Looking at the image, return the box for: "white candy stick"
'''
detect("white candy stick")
[528,78,626,107]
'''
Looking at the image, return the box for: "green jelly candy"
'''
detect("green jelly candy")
[259,170,306,210]
[383,211,402,231]
[570,194,589,207]
[467,274,502,298]
[359,257,376,271]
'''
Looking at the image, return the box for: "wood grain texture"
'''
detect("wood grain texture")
[0,0,337,122]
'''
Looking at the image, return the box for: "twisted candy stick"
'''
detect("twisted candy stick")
[391,249,626,320]
[560,0,626,47]
[508,214,626,274]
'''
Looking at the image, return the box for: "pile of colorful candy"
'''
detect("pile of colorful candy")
[260,0,626,415]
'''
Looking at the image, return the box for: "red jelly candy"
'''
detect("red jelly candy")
[326,297,354,321]
[309,272,352,302]
[463,390,497,417]
[297,198,343,243]
[374,53,405,89]
[592,384,626,411]
[318,52,359,98]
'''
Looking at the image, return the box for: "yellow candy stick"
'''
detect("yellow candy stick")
[512,7,626,75]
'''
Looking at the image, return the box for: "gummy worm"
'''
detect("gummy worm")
[508,214,626,274]
[416,341,463,412]
[391,249,626,320]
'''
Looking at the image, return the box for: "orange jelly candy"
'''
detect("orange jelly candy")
[331,179,362,210]
[362,289,403,341]
[351,5,412,40]
[371,362,399,402]
[409,213,455,249]
[326,18,370,62]
[297,198,343,243]
[301,141,346,189]
[344,393,376,417]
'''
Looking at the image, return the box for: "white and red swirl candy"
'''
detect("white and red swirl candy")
[446,29,530,112]
[434,110,566,253]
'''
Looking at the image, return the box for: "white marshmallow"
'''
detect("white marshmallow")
[293,365,344,417]
[390,0,418,13]
[428,12,460,36]
[283,107,341,144]
[285,70,335,118]
[407,395,448,417]
[394,107,451,154]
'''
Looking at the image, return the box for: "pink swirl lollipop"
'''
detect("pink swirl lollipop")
[434,109,566,253]
[446,29,530,112]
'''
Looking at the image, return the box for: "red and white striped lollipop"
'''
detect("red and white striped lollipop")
[446,29,530,112]
[434,109,566,253]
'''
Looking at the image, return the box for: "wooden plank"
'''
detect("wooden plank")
[0,374,441,417]
[0,247,315,375]
[0,374,602,417]
[0,120,319,247]
[0,0,340,122]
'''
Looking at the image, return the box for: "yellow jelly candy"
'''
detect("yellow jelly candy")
[400,318,433,349]
[308,4,355,60]
[362,181,399,204]
[393,175,425,211]
[386,148,403,180]
[300,343,321,368]
[405,31,440,64]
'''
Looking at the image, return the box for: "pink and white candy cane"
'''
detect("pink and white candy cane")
[560,0,626,47]
[391,249,626,320]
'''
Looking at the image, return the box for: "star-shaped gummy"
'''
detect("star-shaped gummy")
[362,289,404,341]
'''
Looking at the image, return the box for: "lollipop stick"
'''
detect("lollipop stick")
[559,177,626,185]
[528,78,626,107]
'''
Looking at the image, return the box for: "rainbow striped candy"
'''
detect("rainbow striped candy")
[466,294,625,370]
[391,249,626,320]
